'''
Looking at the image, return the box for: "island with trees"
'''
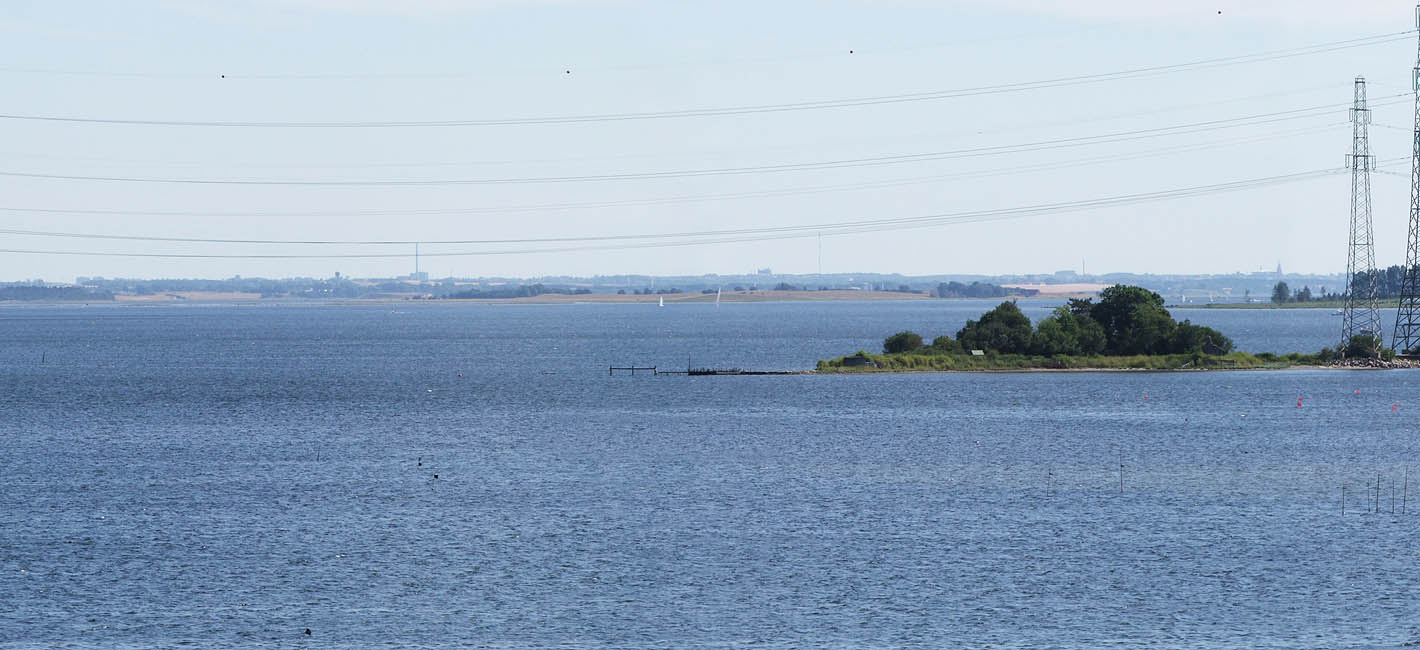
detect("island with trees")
[818,284,1401,372]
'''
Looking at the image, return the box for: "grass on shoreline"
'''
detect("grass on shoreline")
[817,350,1332,372]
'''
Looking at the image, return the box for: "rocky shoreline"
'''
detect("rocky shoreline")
[1331,357,1420,369]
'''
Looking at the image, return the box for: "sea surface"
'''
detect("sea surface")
[3,299,1419,648]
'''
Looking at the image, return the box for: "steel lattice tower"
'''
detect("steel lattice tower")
[1343,77,1382,354]
[1394,5,1420,356]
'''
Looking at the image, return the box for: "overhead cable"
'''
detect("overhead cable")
[0,167,1351,259]
[0,31,1408,128]
[0,122,1343,236]
[0,99,1395,187]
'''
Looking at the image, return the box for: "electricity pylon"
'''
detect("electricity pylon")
[1393,5,1420,356]
[1343,77,1382,356]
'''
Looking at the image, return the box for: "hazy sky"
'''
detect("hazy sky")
[0,1,1416,281]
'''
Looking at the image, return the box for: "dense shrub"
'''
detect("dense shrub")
[957,301,1033,354]
[930,335,962,355]
[1030,306,1107,356]
[1090,285,1177,355]
[883,331,924,354]
[1169,321,1234,354]
[1343,334,1382,359]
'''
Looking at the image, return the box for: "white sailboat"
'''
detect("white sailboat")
[658,296,664,307]
[715,288,721,308]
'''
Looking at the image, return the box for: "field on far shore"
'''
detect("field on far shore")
[999,282,1112,297]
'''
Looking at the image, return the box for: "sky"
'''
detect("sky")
[0,0,1417,281]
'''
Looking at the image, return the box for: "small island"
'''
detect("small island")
[818,285,1402,372]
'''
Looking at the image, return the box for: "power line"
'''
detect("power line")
[0,25,1103,80]
[0,99,1393,187]
[0,31,1408,128]
[0,167,1354,259]
[0,121,1342,231]
[0,83,1343,171]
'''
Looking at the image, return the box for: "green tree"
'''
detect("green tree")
[1169,321,1234,354]
[930,335,962,354]
[1294,285,1312,303]
[883,331,924,354]
[1031,306,1110,356]
[1113,303,1177,355]
[957,301,1033,354]
[1067,298,1094,317]
[1029,306,1075,355]
[1271,281,1290,305]
[1090,285,1176,354]
[1074,314,1107,355]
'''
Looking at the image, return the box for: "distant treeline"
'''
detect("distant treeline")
[936,281,1038,298]
[1351,265,1412,299]
[622,287,683,295]
[0,285,113,301]
[444,284,593,299]
[80,276,368,298]
[51,275,1059,300]
[1274,265,1417,303]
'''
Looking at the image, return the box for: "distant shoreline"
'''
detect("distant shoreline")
[814,364,1406,374]
[3,289,1065,305]
[1185,300,1401,310]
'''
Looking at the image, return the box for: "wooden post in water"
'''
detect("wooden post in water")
[1342,484,1346,517]
[1377,473,1382,514]
[1404,468,1410,515]
[1118,451,1124,494]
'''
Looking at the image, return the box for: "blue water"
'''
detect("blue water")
[3,301,1419,648]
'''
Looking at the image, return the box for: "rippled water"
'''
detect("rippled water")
[2,301,1419,648]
